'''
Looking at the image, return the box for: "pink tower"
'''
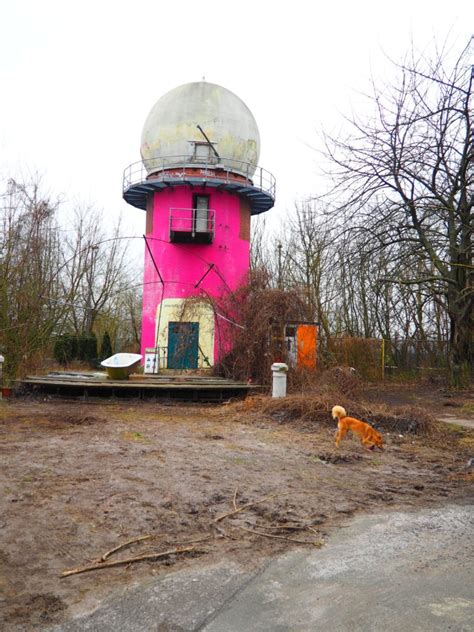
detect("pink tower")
[123,82,275,371]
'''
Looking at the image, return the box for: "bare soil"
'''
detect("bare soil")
[1,387,473,630]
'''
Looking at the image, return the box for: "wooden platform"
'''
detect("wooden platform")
[20,371,260,402]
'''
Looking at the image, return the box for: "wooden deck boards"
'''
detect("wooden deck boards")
[20,372,260,401]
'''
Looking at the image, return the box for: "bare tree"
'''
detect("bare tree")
[0,178,65,379]
[281,202,336,341]
[1,176,139,379]
[94,285,142,353]
[250,216,277,288]
[323,38,473,382]
[61,206,130,336]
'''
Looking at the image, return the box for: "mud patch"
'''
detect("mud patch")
[62,414,100,426]
[5,593,66,626]
[316,452,365,464]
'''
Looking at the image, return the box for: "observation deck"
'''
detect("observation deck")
[123,157,275,215]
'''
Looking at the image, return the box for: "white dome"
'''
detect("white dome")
[140,82,260,176]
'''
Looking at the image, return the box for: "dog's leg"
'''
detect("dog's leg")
[335,424,347,448]
[361,437,376,450]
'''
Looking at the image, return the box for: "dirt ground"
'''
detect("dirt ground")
[1,385,473,630]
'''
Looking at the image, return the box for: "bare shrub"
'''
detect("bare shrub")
[327,337,383,381]
[215,271,311,385]
[318,367,362,400]
[286,367,321,394]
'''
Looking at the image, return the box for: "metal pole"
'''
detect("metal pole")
[194,263,215,288]
[196,125,220,160]
[277,243,283,289]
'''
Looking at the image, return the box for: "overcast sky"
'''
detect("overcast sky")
[1,0,472,244]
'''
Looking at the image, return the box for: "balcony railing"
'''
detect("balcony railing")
[123,156,276,200]
[169,207,215,244]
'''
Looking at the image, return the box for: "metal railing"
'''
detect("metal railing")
[123,156,276,199]
[169,208,215,239]
[152,345,211,370]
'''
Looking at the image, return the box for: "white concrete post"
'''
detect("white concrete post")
[271,362,288,398]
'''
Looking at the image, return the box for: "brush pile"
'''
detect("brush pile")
[230,393,441,436]
[368,405,438,435]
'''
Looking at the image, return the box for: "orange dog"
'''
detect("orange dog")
[332,405,384,451]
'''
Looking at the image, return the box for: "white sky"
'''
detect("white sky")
[1,0,472,246]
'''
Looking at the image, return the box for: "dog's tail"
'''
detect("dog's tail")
[332,405,347,421]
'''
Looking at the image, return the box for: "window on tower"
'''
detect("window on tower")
[194,195,210,234]
[195,143,211,161]
[191,142,218,164]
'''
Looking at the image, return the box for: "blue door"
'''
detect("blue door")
[168,322,199,369]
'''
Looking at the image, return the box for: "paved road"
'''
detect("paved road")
[50,503,474,632]
[439,414,474,430]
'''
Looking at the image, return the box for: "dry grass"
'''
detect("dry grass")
[312,367,363,400]
[367,404,438,435]
[240,393,337,427]
[227,389,443,438]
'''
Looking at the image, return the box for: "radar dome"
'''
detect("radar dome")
[140,82,260,177]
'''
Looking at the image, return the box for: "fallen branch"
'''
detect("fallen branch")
[98,534,209,564]
[237,526,324,547]
[99,535,152,562]
[253,523,311,532]
[61,546,196,578]
[176,536,211,546]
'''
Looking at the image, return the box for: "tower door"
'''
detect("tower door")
[194,195,209,234]
[168,322,199,369]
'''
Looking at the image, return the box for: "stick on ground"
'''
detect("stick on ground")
[237,526,324,546]
[61,546,196,578]
[253,523,311,532]
[233,486,239,511]
[100,535,152,562]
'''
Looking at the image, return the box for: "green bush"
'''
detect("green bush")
[54,333,97,365]
[53,334,77,365]
[100,331,113,360]
[84,334,97,363]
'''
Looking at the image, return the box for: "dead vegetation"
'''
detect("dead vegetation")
[215,272,311,384]
[225,367,444,438]
[233,396,440,436]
